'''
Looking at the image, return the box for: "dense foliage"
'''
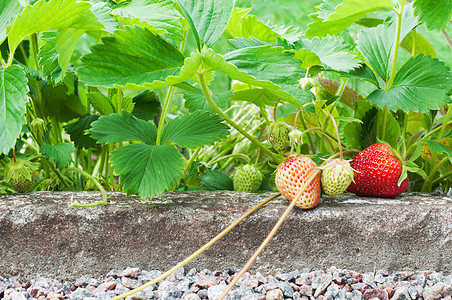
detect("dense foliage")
[0,0,451,203]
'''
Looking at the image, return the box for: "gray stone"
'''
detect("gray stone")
[69,288,93,300]
[182,293,201,300]
[5,291,28,300]
[120,267,141,278]
[391,286,411,300]
[0,191,451,281]
[423,282,445,300]
[207,283,227,299]
[314,274,333,297]
[279,281,293,298]
[265,288,283,300]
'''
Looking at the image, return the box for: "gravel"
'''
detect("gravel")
[1,266,452,299]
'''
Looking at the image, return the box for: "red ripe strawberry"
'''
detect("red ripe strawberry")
[347,143,408,197]
[275,156,321,209]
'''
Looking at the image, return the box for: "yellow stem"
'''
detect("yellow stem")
[218,170,321,299]
[111,193,281,300]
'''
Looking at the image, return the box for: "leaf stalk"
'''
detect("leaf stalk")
[197,71,283,164]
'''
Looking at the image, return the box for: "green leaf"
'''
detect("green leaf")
[0,0,20,44]
[203,46,313,106]
[56,28,86,76]
[291,49,321,70]
[231,88,280,108]
[132,91,161,122]
[178,0,234,48]
[38,78,85,122]
[0,65,28,155]
[357,4,418,82]
[111,0,182,45]
[413,0,452,31]
[401,31,437,58]
[368,55,452,113]
[343,99,400,149]
[225,9,281,43]
[38,30,63,84]
[306,0,394,37]
[7,0,103,54]
[183,90,231,113]
[426,140,452,161]
[89,110,157,145]
[111,144,185,199]
[87,91,114,116]
[64,113,99,149]
[354,17,385,28]
[40,143,75,168]
[293,36,362,72]
[357,24,394,82]
[199,170,233,191]
[161,112,230,148]
[77,26,201,89]
[89,2,117,34]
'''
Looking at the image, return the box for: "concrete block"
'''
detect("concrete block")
[0,191,450,280]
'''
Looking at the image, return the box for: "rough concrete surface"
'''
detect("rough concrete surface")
[0,191,451,280]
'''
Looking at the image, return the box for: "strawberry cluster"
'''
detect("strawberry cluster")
[275,143,408,209]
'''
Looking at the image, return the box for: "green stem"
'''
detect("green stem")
[39,156,71,188]
[421,156,449,192]
[112,193,281,300]
[298,112,316,154]
[6,48,14,67]
[197,71,283,163]
[416,120,452,145]
[183,147,201,175]
[438,104,452,141]
[406,120,452,158]
[387,3,404,89]
[68,167,108,208]
[31,33,40,71]
[432,170,452,185]
[0,54,6,67]
[260,106,271,126]
[380,107,389,141]
[208,153,250,166]
[108,144,115,187]
[117,88,123,114]
[420,105,452,192]
[19,44,29,66]
[156,86,176,145]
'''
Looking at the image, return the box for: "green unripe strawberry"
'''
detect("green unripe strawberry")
[266,121,290,152]
[319,158,354,196]
[233,165,263,193]
[3,159,37,193]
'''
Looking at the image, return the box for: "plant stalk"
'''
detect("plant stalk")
[156,86,176,145]
[218,170,320,300]
[197,71,283,163]
[112,193,281,300]
[68,167,108,207]
[387,3,404,89]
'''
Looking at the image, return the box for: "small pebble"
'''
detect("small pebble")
[1,266,452,299]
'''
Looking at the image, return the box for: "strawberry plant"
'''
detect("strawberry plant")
[0,0,450,201]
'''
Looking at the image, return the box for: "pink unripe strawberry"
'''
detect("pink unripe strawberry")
[275,156,321,209]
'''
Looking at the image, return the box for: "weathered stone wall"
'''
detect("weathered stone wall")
[0,191,451,280]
